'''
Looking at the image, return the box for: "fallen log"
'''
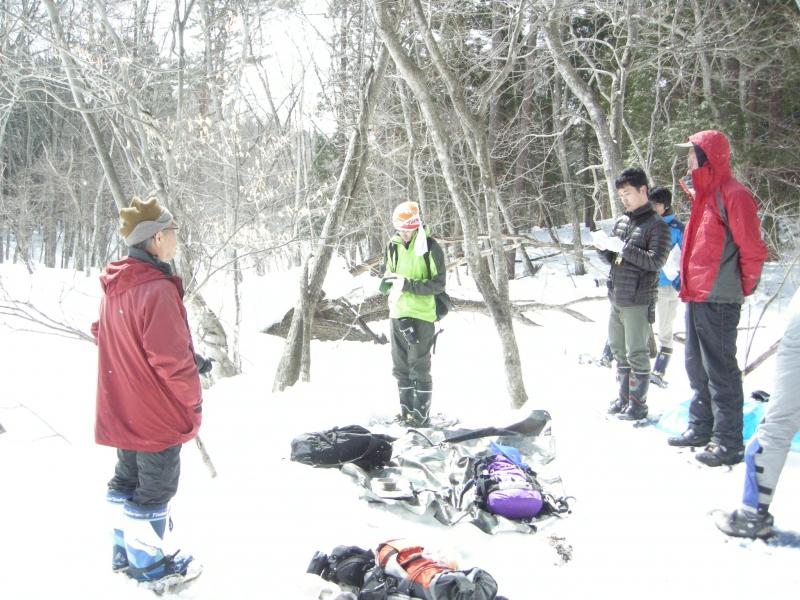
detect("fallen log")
[263,292,604,341]
[263,293,390,343]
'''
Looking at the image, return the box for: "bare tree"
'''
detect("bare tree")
[370,0,529,407]
[273,45,390,392]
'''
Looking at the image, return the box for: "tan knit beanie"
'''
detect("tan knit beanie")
[119,196,174,246]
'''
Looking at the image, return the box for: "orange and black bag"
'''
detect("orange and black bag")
[358,539,499,600]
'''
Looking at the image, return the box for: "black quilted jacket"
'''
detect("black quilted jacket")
[599,203,672,307]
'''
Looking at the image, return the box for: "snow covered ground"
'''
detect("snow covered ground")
[2,238,799,599]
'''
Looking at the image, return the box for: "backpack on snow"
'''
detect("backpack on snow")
[359,539,499,600]
[307,545,376,589]
[290,425,394,471]
[472,453,544,519]
[463,450,572,521]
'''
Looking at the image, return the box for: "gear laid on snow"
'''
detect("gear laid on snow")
[307,540,505,600]
[290,425,395,471]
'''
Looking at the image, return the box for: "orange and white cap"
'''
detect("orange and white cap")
[392,201,421,231]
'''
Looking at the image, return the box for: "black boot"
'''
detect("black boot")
[398,383,415,422]
[667,428,710,447]
[608,368,630,414]
[411,381,432,426]
[598,342,613,368]
[650,347,672,388]
[619,371,649,420]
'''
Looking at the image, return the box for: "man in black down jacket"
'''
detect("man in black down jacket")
[599,168,672,421]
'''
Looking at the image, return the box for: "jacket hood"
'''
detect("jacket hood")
[689,130,731,170]
[688,130,733,195]
[100,258,167,297]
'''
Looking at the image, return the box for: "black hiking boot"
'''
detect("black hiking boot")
[715,508,774,539]
[598,342,614,368]
[696,442,744,467]
[650,347,672,388]
[409,381,432,427]
[607,398,628,415]
[667,428,710,447]
[618,401,648,420]
[618,371,649,421]
[608,367,630,415]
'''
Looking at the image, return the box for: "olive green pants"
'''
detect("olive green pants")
[608,303,652,374]
[390,317,436,387]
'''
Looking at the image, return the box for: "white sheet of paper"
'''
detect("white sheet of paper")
[605,236,624,253]
[592,230,624,252]
[663,244,681,281]
[591,230,608,250]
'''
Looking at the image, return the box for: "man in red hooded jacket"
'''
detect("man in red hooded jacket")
[667,130,768,467]
[93,196,203,585]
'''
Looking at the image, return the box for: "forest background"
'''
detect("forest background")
[1,0,799,407]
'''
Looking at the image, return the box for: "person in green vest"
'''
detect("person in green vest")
[379,201,446,426]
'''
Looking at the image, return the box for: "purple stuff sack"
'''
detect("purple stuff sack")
[482,454,543,519]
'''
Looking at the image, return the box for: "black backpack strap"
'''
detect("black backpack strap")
[432,328,443,354]
[423,249,432,280]
[541,493,575,515]
[422,235,438,280]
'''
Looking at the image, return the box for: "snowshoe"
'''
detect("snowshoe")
[631,414,660,428]
[649,372,668,388]
[714,509,774,540]
[138,561,203,595]
[577,353,613,368]
[695,443,744,467]
[371,413,458,430]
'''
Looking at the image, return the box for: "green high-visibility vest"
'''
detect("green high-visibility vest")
[386,230,437,322]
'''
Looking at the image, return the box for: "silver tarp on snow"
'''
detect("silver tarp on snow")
[341,410,571,534]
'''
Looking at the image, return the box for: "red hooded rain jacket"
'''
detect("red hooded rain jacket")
[679,130,768,303]
[92,258,202,452]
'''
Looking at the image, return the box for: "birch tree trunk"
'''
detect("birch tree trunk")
[273,45,390,392]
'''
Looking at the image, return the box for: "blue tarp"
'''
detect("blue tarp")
[656,399,800,452]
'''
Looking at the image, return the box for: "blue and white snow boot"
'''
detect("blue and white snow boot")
[122,502,195,583]
[106,489,132,571]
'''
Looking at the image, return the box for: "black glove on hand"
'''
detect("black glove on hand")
[194,353,215,376]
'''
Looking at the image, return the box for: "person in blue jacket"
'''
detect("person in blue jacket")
[649,186,684,387]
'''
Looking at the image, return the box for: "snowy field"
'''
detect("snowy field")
[1,236,799,599]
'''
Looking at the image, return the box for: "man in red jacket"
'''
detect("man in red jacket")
[93,196,203,585]
[667,130,768,467]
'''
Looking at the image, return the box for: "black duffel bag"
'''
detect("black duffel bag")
[290,425,394,471]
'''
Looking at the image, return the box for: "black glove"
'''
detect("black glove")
[194,353,215,376]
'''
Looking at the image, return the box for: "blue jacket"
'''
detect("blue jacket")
[659,214,684,287]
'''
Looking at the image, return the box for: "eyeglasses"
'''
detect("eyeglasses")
[165,225,180,231]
